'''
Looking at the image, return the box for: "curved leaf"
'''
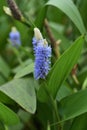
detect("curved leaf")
[70,113,87,130]
[36,0,86,35]
[38,36,84,102]
[14,63,34,79]
[46,0,86,34]
[0,102,19,125]
[60,89,87,121]
[48,36,84,98]
[0,79,36,114]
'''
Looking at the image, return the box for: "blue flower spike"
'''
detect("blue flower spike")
[9,27,21,47]
[32,27,51,80]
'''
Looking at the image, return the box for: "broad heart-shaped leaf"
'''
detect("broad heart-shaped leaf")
[14,63,34,79]
[60,89,87,122]
[46,0,86,34]
[0,79,36,114]
[47,36,84,99]
[0,102,19,125]
[70,113,87,130]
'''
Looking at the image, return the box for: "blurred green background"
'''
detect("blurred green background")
[0,0,87,130]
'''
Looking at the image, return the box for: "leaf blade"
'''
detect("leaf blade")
[60,89,87,121]
[0,79,36,114]
[0,102,19,125]
[70,113,87,130]
[14,63,34,79]
[46,0,86,34]
[48,36,84,98]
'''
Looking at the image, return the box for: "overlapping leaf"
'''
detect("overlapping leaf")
[0,102,19,125]
[60,89,87,122]
[38,36,84,102]
[0,79,36,114]
[15,63,34,79]
[46,0,86,34]
[48,36,84,98]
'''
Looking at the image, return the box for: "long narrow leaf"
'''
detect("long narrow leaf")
[60,89,87,121]
[46,0,86,34]
[48,36,84,98]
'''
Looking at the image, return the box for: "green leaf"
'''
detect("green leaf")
[82,77,87,90]
[37,82,50,102]
[48,36,84,98]
[12,59,33,74]
[60,89,87,122]
[0,122,5,130]
[0,102,19,125]
[35,7,48,29]
[49,22,71,51]
[38,36,84,102]
[0,91,14,104]
[70,113,87,130]
[35,0,87,42]
[14,63,34,79]
[47,123,51,130]
[0,56,10,79]
[47,0,86,34]
[0,75,5,85]
[56,82,72,101]
[0,79,36,114]
[49,22,64,34]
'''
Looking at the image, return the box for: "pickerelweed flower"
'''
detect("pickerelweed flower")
[9,27,21,47]
[32,28,51,80]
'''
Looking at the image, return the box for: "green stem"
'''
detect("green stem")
[50,96,61,130]
[19,46,30,57]
[43,84,62,130]
[5,125,8,130]
[12,47,23,66]
[21,17,32,28]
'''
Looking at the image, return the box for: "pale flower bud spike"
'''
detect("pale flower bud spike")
[34,28,43,40]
